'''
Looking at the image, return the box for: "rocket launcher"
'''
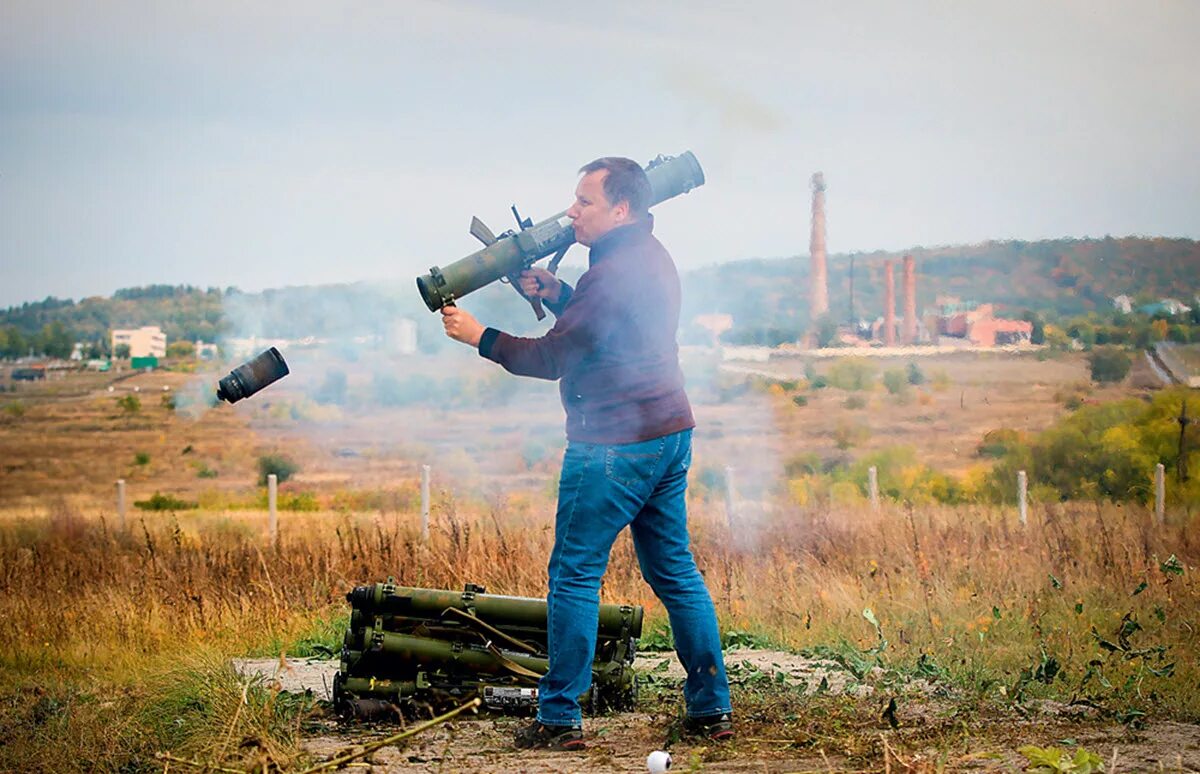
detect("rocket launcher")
[334,580,644,720]
[415,151,705,319]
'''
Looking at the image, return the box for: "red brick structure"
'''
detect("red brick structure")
[883,259,896,346]
[809,172,828,322]
[902,255,917,344]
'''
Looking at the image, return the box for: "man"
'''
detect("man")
[441,157,732,750]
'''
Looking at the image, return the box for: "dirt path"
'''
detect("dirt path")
[235,655,1200,772]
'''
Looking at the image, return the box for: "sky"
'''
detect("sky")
[1,0,1198,309]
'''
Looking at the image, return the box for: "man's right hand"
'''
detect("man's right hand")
[519,268,562,304]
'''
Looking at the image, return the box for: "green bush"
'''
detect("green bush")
[1087,347,1132,383]
[134,452,150,466]
[984,389,1195,503]
[783,453,821,478]
[258,454,299,485]
[843,394,867,410]
[930,369,952,391]
[165,340,195,359]
[271,491,320,511]
[791,394,808,407]
[906,362,926,385]
[826,358,877,391]
[814,315,839,348]
[977,428,1022,458]
[843,446,964,504]
[134,492,198,511]
[116,395,141,414]
[882,368,909,396]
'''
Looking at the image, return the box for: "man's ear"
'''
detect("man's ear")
[613,200,631,223]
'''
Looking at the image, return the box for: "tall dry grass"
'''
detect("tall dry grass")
[0,494,1197,770]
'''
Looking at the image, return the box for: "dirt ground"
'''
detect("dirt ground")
[235,656,1200,773]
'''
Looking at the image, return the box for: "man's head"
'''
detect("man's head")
[567,157,651,246]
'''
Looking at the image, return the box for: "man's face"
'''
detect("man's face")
[567,170,630,247]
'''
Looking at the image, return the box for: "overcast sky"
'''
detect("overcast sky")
[1,0,1197,308]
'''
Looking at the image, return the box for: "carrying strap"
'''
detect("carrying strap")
[483,642,545,683]
[440,606,539,655]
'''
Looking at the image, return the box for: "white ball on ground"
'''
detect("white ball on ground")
[646,750,672,773]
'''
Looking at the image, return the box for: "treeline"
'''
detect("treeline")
[4,237,1199,357]
[1052,308,1200,348]
[0,273,575,359]
[0,321,75,359]
[1,285,226,358]
[682,236,1200,345]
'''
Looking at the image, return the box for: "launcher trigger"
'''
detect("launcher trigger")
[547,245,568,275]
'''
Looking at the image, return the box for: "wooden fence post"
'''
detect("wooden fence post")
[116,479,126,531]
[421,464,431,541]
[1155,463,1165,526]
[267,474,278,543]
[1017,470,1028,527]
[724,466,736,529]
[868,466,879,510]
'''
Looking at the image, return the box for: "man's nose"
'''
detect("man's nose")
[566,204,579,220]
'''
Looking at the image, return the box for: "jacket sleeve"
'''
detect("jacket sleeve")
[477,273,610,380]
[544,283,573,317]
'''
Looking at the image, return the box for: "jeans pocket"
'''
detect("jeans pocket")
[604,437,666,493]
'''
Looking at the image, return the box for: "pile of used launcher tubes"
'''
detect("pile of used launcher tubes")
[334,579,644,720]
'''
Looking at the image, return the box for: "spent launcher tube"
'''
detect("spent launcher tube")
[416,151,705,316]
[346,582,644,640]
[336,580,643,717]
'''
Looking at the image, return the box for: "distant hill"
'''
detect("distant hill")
[2,237,1198,357]
[681,237,1200,343]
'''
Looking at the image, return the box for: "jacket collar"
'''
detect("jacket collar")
[588,215,654,266]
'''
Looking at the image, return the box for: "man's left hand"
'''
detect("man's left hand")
[441,306,485,347]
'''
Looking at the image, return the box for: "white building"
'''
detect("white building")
[389,318,418,355]
[224,337,290,359]
[111,326,166,358]
[1112,295,1134,314]
[195,341,219,360]
[1160,298,1192,316]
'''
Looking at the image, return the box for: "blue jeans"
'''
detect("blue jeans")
[538,428,732,727]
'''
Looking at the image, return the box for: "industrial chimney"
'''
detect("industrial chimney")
[902,254,917,345]
[809,172,828,323]
[884,259,896,347]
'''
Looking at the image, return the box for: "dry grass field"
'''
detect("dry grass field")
[1,353,1198,772]
[0,349,1124,508]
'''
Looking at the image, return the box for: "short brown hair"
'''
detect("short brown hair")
[579,157,651,217]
